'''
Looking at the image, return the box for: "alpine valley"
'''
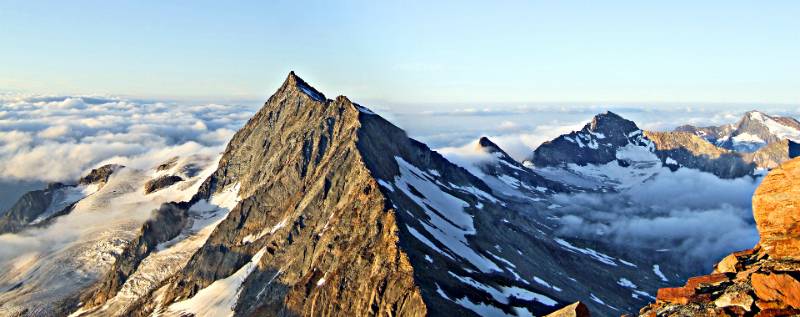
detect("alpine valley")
[1,73,798,317]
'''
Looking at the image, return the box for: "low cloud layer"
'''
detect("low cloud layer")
[551,167,762,272]
[0,95,258,183]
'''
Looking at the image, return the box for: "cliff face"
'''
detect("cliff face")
[638,157,800,317]
[751,158,800,261]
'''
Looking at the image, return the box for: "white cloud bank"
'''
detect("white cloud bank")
[0,95,258,183]
[551,167,762,272]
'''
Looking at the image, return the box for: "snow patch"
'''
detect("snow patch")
[653,264,668,282]
[554,238,617,266]
[166,248,266,317]
[394,156,501,273]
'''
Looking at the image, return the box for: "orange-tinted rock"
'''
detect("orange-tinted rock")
[752,157,800,260]
[735,266,759,281]
[751,273,800,308]
[755,299,787,311]
[686,273,730,289]
[544,301,591,317]
[657,287,694,304]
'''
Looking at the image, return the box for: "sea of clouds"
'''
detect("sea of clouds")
[550,168,762,273]
[0,94,260,184]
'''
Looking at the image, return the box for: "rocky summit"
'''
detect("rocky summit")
[530,111,647,167]
[637,157,800,317]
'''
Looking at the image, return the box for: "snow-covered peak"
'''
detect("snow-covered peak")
[530,112,650,167]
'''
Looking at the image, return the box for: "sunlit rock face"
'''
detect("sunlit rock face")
[752,157,800,260]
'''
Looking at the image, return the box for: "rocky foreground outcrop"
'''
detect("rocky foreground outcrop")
[638,157,800,317]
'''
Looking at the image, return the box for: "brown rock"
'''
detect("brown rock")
[735,266,759,281]
[657,286,697,304]
[714,290,754,312]
[143,175,183,194]
[755,299,788,311]
[751,273,800,308]
[752,158,800,260]
[686,273,731,290]
[545,301,590,317]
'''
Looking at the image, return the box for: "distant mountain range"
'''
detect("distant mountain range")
[676,110,800,153]
[0,73,797,317]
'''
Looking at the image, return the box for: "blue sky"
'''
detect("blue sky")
[1,1,798,106]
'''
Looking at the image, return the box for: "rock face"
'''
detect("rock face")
[144,175,184,194]
[638,157,800,316]
[752,158,800,260]
[79,164,123,187]
[644,131,754,178]
[742,139,794,170]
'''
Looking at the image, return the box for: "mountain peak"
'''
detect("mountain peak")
[597,110,623,119]
[530,111,646,167]
[743,109,769,121]
[589,111,637,132]
[280,71,326,102]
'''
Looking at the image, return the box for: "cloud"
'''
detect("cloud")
[437,140,498,178]
[0,95,258,183]
[485,121,587,160]
[550,167,762,273]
